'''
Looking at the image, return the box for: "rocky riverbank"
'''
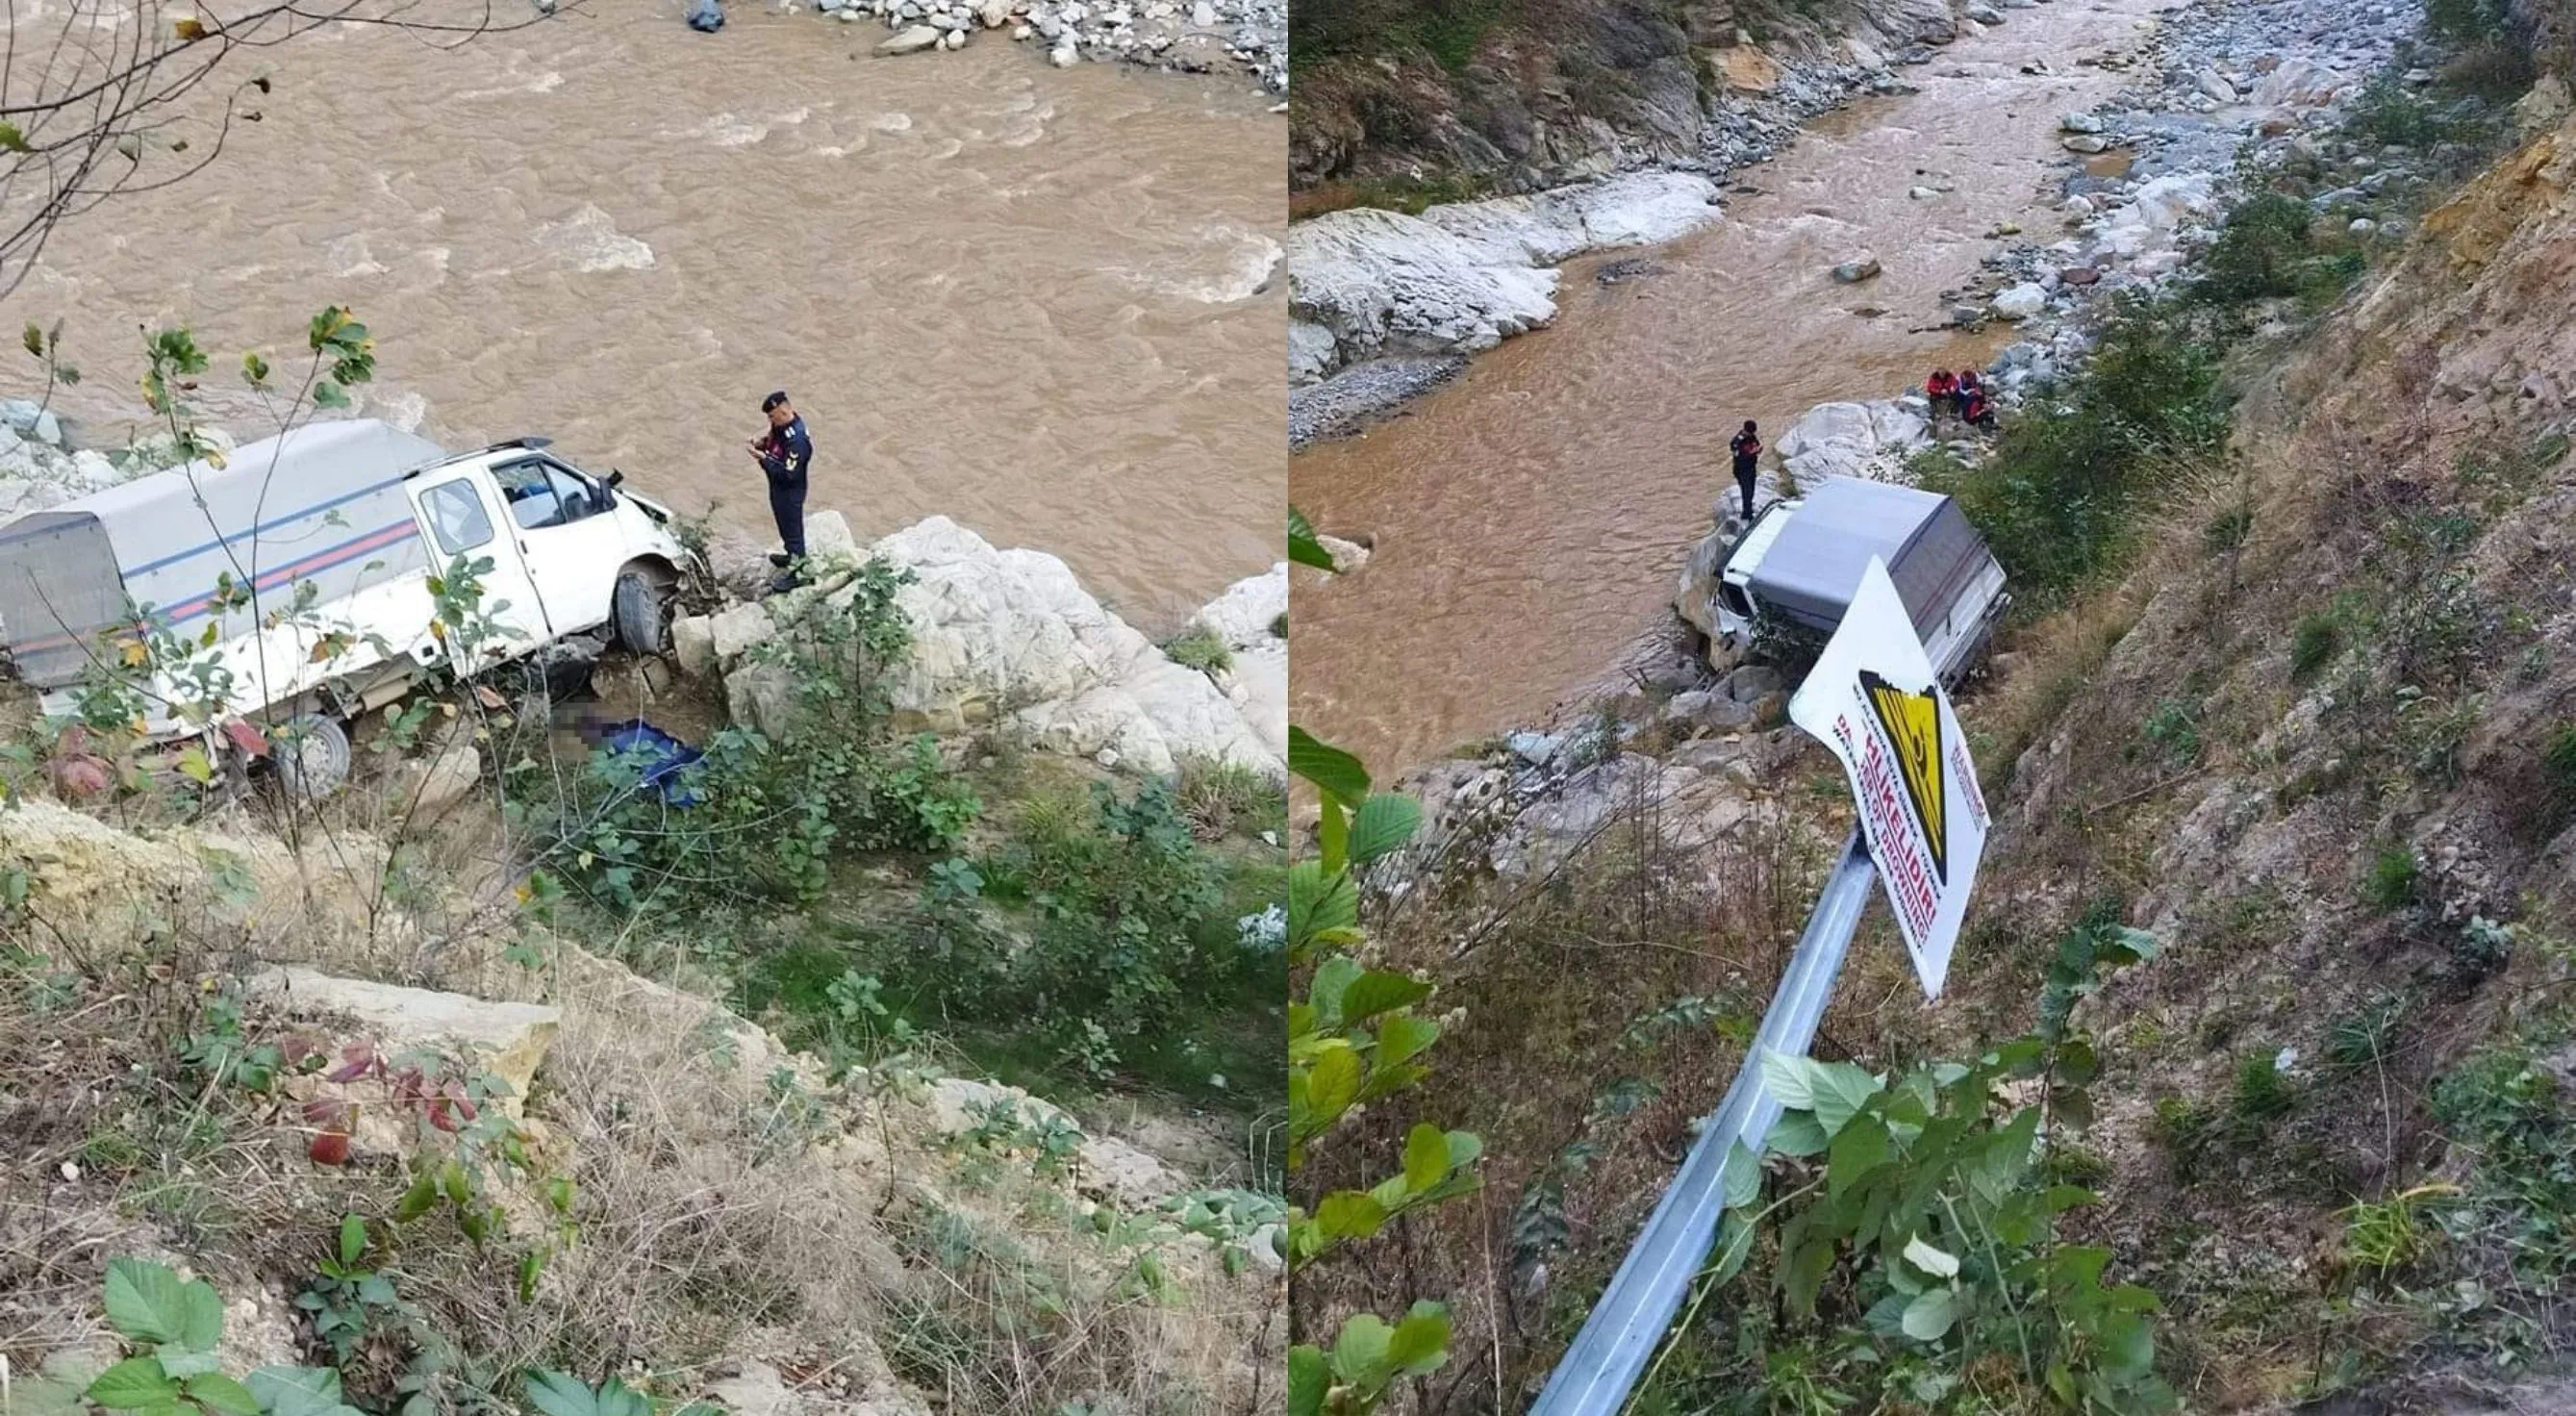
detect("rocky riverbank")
[809,0,1286,92]
[0,400,228,517]
[1678,0,2457,510]
[1288,0,2064,445]
[683,514,1287,779]
[1388,0,2467,847]
[0,407,1285,786]
[1286,170,1727,394]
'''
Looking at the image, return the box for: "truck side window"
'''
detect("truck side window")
[1719,583,1753,620]
[539,461,607,524]
[492,460,564,530]
[420,479,494,555]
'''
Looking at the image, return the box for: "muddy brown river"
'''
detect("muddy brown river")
[1290,0,2172,774]
[2,5,1283,631]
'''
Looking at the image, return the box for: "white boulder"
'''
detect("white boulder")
[2252,58,2349,108]
[1990,282,2048,320]
[878,22,945,51]
[1187,563,1287,649]
[1287,172,1722,382]
[1421,171,1724,266]
[2094,172,2219,259]
[1286,208,1559,384]
[924,1075,1184,1210]
[869,517,1280,777]
[248,967,560,1109]
[1288,319,1340,385]
[1775,399,1930,484]
[1187,565,1287,761]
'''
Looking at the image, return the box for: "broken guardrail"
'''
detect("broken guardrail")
[1526,830,1874,1416]
[1528,555,1994,1415]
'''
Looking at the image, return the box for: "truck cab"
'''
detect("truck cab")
[1705,477,2009,687]
[409,437,695,666]
[0,418,700,794]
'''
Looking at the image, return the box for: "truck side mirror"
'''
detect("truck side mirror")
[606,469,626,488]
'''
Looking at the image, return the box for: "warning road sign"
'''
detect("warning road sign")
[1860,670,1947,883]
[1786,558,1991,999]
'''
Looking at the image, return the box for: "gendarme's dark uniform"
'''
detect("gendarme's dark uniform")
[1729,429,1762,520]
[759,415,813,559]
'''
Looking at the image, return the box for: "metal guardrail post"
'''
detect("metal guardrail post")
[1526,829,1878,1416]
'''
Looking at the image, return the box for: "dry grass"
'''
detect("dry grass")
[1914,166,2576,1399]
[0,782,1281,1414]
[1297,754,1838,1411]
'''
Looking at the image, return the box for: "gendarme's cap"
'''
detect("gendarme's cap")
[762,390,791,412]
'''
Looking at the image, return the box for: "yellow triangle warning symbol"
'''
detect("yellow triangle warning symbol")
[1860,670,1946,883]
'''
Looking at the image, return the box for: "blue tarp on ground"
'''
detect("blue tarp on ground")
[686,0,724,30]
[602,719,706,806]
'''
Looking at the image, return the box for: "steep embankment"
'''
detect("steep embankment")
[0,449,1291,1412]
[1289,0,1955,200]
[1294,1,2576,1406]
[0,797,1282,1414]
[1942,83,2576,1405]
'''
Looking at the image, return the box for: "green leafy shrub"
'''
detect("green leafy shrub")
[2541,721,2576,828]
[1623,923,2168,1411]
[2142,698,2202,764]
[1918,296,2225,607]
[2431,1045,2576,1273]
[978,778,1225,1044]
[2423,0,2538,97]
[2152,1096,2222,1181]
[1173,754,1285,841]
[1161,626,1233,674]
[521,559,981,912]
[2193,193,2328,302]
[2289,613,2340,681]
[2202,502,2253,554]
[2363,847,2422,912]
[539,725,976,910]
[1285,695,1482,1412]
[2448,915,2515,991]
[2344,72,2452,148]
[2427,0,2512,38]
[297,1216,402,1363]
[2230,1053,2295,1123]
[2338,1184,2457,1279]
[2325,993,2408,1073]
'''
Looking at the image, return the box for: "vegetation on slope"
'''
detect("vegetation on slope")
[1299,38,2576,1413]
[0,316,1285,1413]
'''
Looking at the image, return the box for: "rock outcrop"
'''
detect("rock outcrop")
[0,403,228,521]
[1288,172,1723,383]
[248,966,562,1108]
[676,518,1283,779]
[1774,398,1931,484]
[1185,562,1288,762]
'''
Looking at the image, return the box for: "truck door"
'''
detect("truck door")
[407,471,552,671]
[486,455,630,634]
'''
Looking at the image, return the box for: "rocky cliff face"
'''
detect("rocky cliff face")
[1929,95,2576,1403]
[1288,0,1957,197]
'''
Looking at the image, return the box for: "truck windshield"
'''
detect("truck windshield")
[493,459,608,530]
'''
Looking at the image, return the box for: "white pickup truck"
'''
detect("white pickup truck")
[0,417,699,794]
[1699,477,2009,686]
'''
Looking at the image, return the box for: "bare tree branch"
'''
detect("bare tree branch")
[0,0,583,300]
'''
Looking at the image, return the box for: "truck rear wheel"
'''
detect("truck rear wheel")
[613,567,670,655]
[272,713,351,801]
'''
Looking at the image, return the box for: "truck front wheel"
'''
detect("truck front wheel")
[613,567,670,655]
[272,713,352,801]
